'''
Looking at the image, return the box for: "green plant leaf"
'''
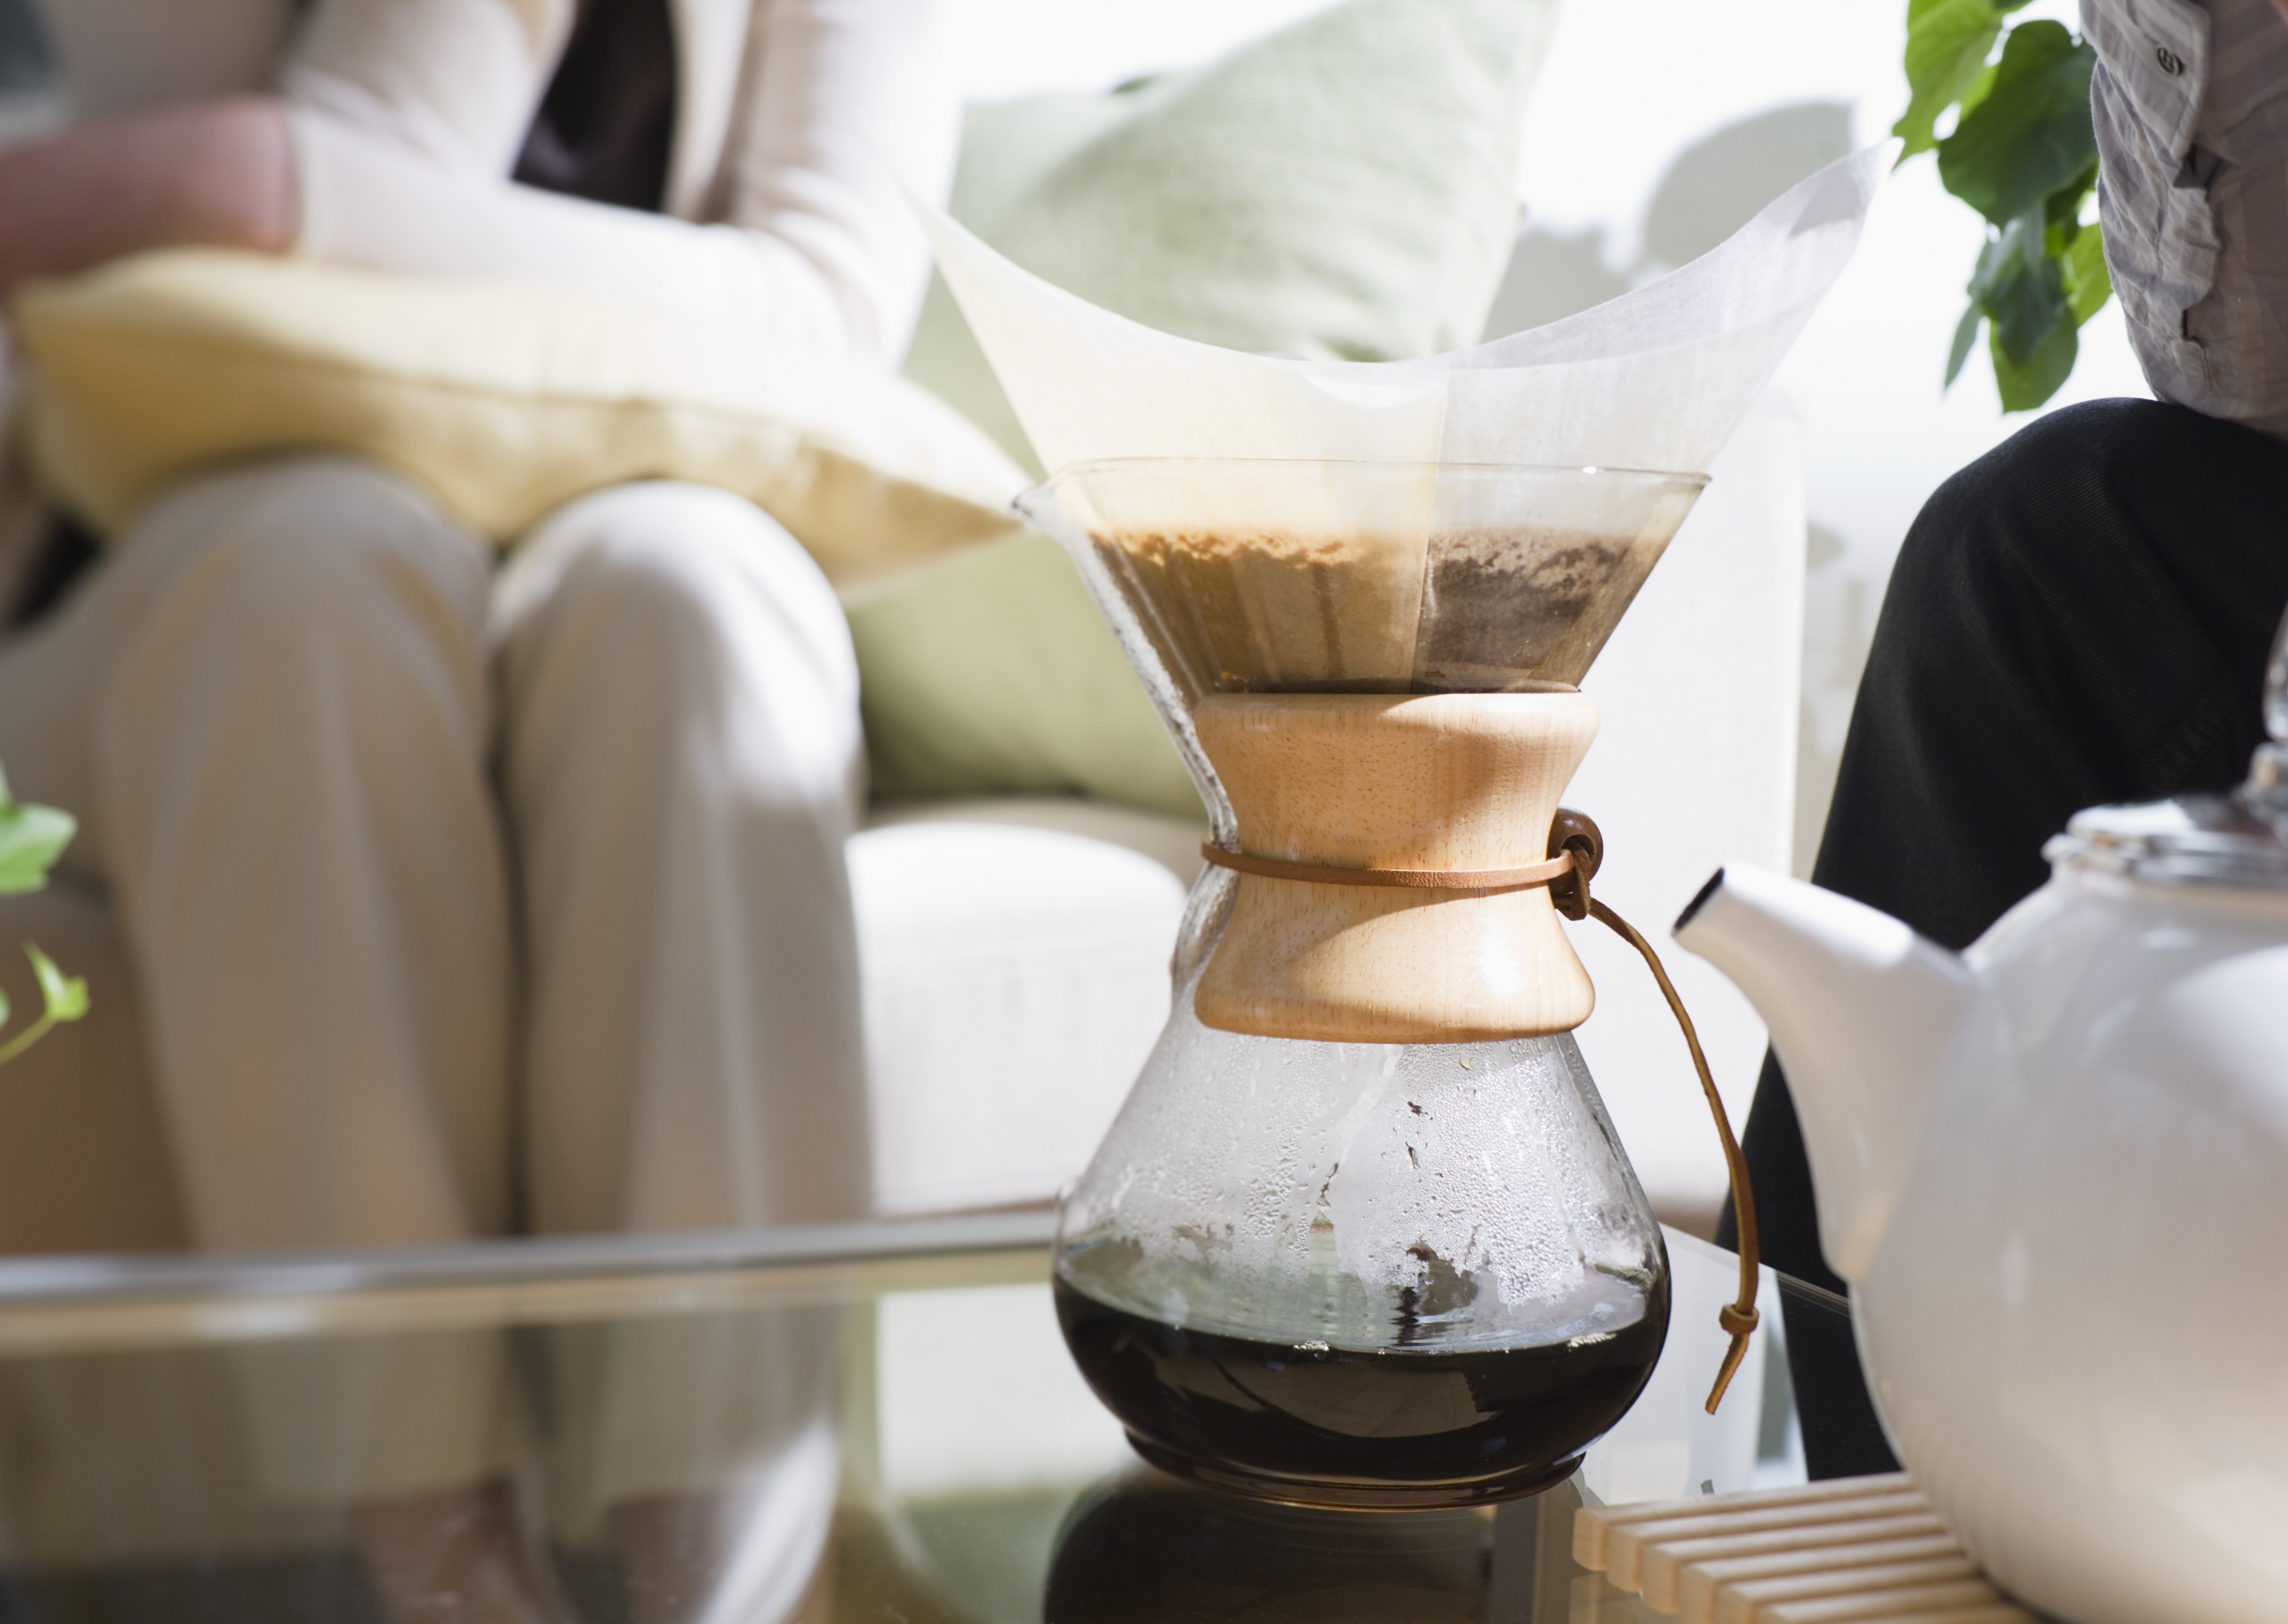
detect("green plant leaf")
[1937,21,2099,226]
[1965,215,2062,361]
[2044,164,2097,226]
[1944,301,1984,387]
[1894,0,2008,157]
[26,944,88,1024]
[0,942,86,1068]
[1903,0,2100,409]
[0,798,74,897]
[0,985,9,1031]
[1990,302,2078,409]
[1958,58,2002,119]
[2063,216,2113,323]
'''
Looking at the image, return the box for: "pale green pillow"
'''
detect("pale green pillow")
[852,528,1200,815]
[865,0,1556,814]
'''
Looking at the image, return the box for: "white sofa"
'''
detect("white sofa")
[850,800,1196,1216]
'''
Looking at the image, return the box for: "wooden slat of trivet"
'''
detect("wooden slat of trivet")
[1711,1553,1977,1624]
[1682,1533,1967,1623]
[1754,1577,1999,1623]
[1767,1607,2028,1624]
[1574,1472,2038,1624]
[1574,1474,1916,1568]
[1642,1515,1953,1611]
[1612,1492,1930,1593]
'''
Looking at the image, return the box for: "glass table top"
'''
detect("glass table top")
[0,1213,1850,1622]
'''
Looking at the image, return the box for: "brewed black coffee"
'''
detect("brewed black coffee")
[1054,1270,1668,1508]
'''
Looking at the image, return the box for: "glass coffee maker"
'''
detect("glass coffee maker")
[1018,457,1741,1509]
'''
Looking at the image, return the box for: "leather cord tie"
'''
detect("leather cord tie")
[1199,809,1763,1414]
[1197,846,1577,891]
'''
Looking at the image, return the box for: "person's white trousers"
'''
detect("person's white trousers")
[0,455,865,1532]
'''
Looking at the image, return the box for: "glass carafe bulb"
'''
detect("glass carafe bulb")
[1053,962,1668,1508]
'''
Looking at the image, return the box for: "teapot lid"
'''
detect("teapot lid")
[2048,793,2288,891]
[2046,612,2288,892]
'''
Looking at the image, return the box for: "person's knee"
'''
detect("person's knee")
[506,483,857,707]
[126,455,488,649]
[1903,399,2198,593]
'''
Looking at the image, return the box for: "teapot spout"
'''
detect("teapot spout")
[1673,866,1980,1284]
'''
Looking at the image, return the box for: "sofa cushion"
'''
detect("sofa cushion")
[850,529,1204,820]
[902,0,1560,478]
[860,795,1205,885]
[849,803,1201,1215]
[13,249,1028,596]
[861,0,1558,814]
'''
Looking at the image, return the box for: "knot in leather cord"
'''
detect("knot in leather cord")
[1545,808,1603,920]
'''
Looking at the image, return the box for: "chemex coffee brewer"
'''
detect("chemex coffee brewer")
[919,150,1880,1508]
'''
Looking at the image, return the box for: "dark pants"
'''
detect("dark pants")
[1716,399,2288,1476]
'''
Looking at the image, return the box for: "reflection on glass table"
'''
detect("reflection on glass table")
[0,1214,1842,1622]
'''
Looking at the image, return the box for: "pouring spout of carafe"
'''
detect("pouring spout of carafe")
[1671,866,1982,1286]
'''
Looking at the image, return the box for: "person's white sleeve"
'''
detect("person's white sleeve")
[285,111,852,366]
[279,0,572,178]
[280,0,960,370]
[712,0,962,366]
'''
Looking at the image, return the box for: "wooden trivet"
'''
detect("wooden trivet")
[1574,1472,2036,1624]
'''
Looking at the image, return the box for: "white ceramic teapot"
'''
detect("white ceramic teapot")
[1671,628,2288,1624]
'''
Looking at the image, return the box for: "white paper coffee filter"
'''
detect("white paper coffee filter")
[918,145,1886,480]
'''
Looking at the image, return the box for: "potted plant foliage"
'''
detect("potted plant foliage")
[0,762,87,1065]
[1898,0,2110,409]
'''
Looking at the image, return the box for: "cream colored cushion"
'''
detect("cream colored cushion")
[14,249,1028,592]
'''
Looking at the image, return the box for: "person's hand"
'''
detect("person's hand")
[0,96,295,301]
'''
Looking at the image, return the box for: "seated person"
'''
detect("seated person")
[1723,0,2288,1475]
[0,0,955,1619]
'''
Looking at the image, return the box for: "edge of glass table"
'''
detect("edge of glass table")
[0,1211,1063,1352]
[0,1215,1851,1623]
